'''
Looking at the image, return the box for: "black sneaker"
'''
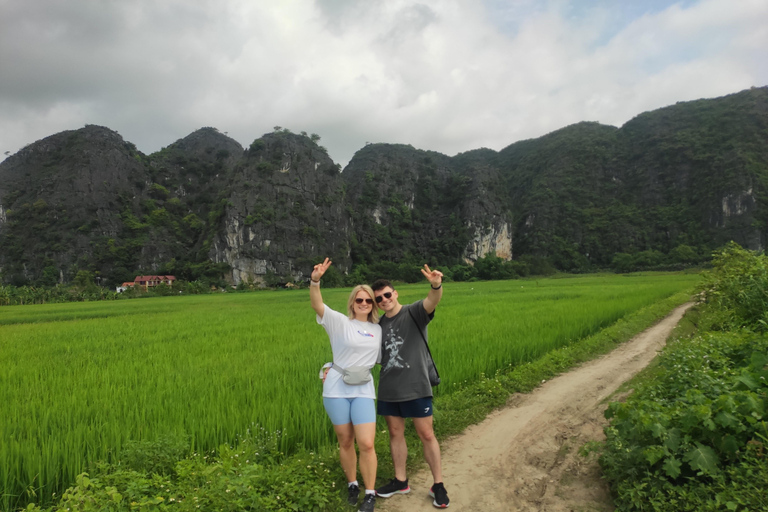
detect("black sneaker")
[376,478,410,498]
[429,482,450,508]
[358,493,376,512]
[347,484,360,506]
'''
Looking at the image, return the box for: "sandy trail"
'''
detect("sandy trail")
[378,303,692,512]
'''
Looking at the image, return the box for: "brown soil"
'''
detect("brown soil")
[378,303,692,512]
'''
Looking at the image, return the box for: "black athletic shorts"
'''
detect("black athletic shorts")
[377,397,433,418]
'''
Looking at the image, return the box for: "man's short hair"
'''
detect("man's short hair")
[371,279,393,292]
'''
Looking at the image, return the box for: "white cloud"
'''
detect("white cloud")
[1,0,766,166]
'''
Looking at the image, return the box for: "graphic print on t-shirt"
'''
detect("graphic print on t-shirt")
[382,326,409,372]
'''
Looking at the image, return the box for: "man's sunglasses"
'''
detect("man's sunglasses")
[355,298,374,304]
[374,292,393,303]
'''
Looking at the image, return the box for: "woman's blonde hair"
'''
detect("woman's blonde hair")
[347,284,379,323]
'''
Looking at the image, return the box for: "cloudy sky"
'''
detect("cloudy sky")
[1,0,766,167]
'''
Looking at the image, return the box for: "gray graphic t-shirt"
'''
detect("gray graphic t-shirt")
[378,300,434,402]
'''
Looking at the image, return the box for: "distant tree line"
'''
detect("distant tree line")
[0,242,711,306]
[0,271,232,307]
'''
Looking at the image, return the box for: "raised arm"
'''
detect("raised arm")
[421,264,444,314]
[310,257,332,318]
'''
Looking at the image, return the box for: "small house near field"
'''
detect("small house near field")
[116,275,176,292]
[135,275,176,290]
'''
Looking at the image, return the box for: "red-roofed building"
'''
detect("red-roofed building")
[134,275,176,290]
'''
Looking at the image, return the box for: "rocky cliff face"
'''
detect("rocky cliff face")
[1,87,767,286]
[208,132,351,283]
[0,125,147,283]
[342,144,513,266]
[451,149,513,262]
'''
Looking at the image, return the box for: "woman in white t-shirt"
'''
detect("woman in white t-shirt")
[310,258,382,511]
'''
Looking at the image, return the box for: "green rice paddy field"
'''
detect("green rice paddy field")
[0,273,700,509]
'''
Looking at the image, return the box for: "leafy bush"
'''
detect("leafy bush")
[600,329,768,511]
[25,428,340,512]
[148,183,170,200]
[120,434,190,475]
[517,254,556,276]
[633,249,666,268]
[701,242,768,331]
[611,245,708,273]
[317,265,345,288]
[449,264,475,281]
[669,244,700,265]
[474,253,517,280]
[600,246,768,511]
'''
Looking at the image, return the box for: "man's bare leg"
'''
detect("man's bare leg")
[413,415,443,483]
[384,415,408,481]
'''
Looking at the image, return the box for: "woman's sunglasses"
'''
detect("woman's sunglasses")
[375,292,393,303]
[355,298,374,304]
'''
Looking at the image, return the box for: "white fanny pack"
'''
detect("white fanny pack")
[331,363,372,385]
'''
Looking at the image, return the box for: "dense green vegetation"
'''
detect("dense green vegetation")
[599,244,768,511]
[0,273,698,511]
[501,88,768,271]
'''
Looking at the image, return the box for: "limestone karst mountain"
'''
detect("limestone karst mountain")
[1,87,766,286]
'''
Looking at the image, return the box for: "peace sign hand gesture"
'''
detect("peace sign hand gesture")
[421,264,443,288]
[311,258,332,282]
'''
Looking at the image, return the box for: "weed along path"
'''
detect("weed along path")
[379,303,693,512]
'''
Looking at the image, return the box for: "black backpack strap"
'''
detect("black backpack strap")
[407,306,440,381]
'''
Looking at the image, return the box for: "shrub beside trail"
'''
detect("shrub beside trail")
[600,243,768,512]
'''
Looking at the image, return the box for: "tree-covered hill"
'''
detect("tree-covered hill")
[615,88,768,252]
[497,87,768,271]
[0,87,766,287]
[499,121,621,270]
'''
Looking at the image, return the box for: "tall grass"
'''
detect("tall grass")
[426,274,700,393]
[0,273,699,509]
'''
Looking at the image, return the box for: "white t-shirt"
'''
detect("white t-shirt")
[317,305,382,399]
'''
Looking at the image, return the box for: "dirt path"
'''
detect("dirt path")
[378,303,692,512]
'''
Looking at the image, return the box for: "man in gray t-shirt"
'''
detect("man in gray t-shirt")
[372,265,450,509]
[378,299,434,401]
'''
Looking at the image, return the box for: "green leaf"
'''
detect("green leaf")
[715,411,739,429]
[749,351,768,371]
[664,428,681,452]
[684,443,720,475]
[662,457,682,478]
[735,374,758,390]
[650,422,665,439]
[680,411,702,431]
[719,435,740,455]
[643,445,666,465]
[744,395,765,417]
